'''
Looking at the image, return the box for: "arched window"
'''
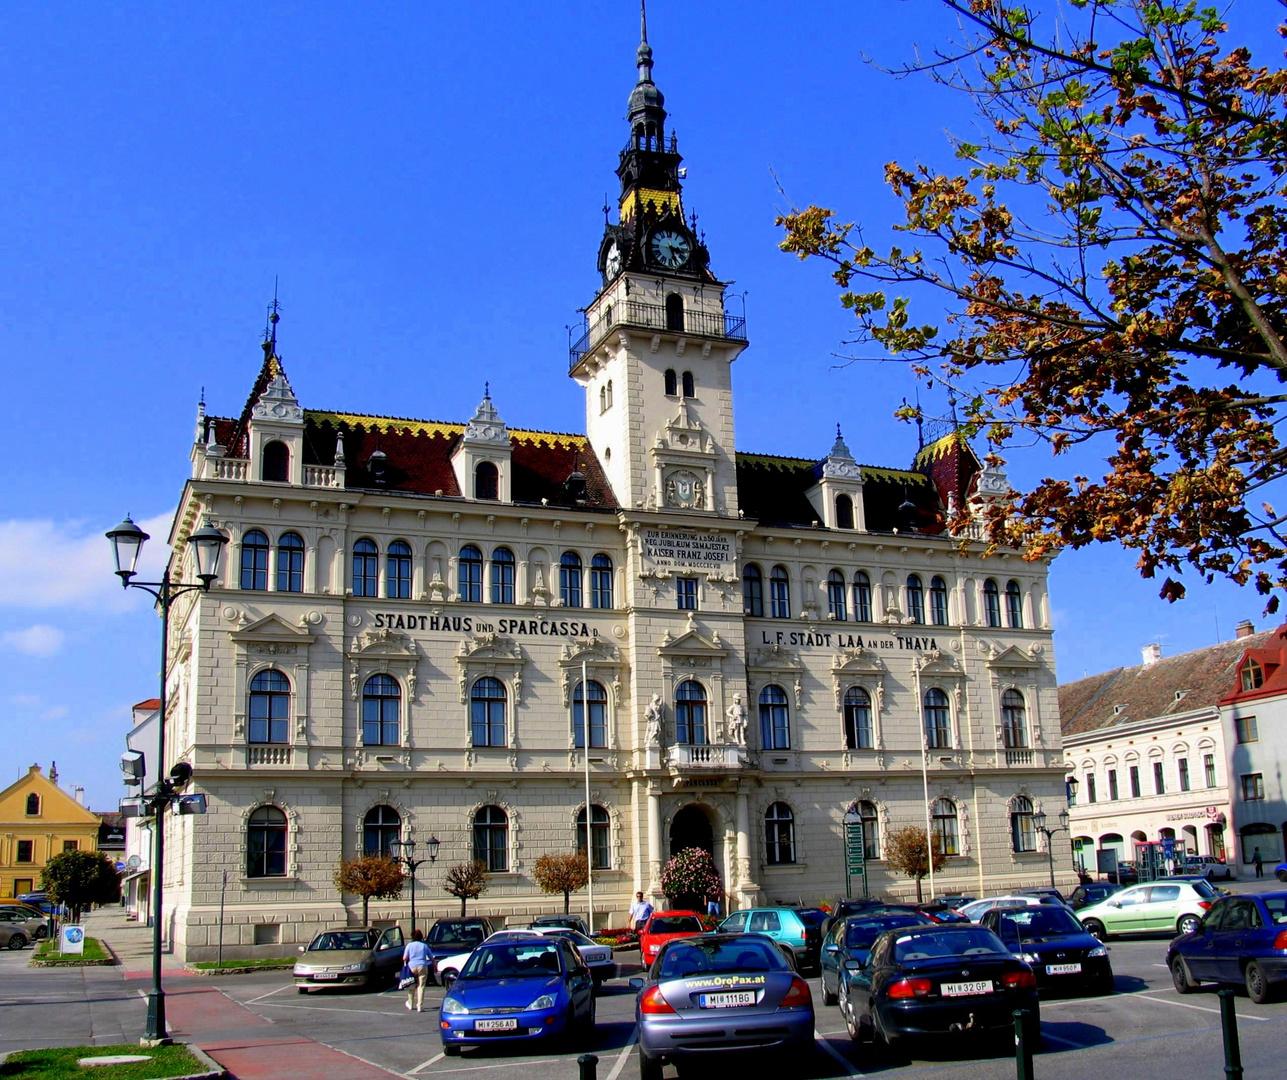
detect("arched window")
[827,570,847,621]
[459,545,483,603]
[491,547,515,604]
[1241,659,1264,691]
[475,461,499,501]
[363,805,401,858]
[261,440,289,483]
[599,385,607,413]
[1005,580,1023,628]
[362,674,401,746]
[470,677,507,747]
[248,670,290,744]
[25,793,39,816]
[930,576,949,626]
[836,494,854,530]
[664,368,678,396]
[858,801,880,860]
[1010,796,1036,853]
[681,370,694,398]
[924,687,952,749]
[675,680,707,745]
[743,564,764,617]
[352,538,378,598]
[759,685,790,750]
[844,686,873,750]
[387,540,412,599]
[473,806,509,871]
[240,529,269,591]
[590,554,614,609]
[666,293,684,333]
[605,380,613,410]
[275,532,304,593]
[770,565,791,619]
[765,803,796,865]
[247,806,287,877]
[1001,689,1028,749]
[906,574,925,624]
[853,571,872,622]
[577,805,611,870]
[560,551,583,607]
[574,680,608,749]
[983,579,1002,627]
[931,798,959,857]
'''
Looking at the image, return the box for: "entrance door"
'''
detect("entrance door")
[669,805,714,858]
[12,879,33,898]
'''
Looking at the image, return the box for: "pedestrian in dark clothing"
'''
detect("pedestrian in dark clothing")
[1253,847,1264,879]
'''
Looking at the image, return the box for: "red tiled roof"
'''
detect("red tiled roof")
[133,698,160,710]
[1219,624,1287,705]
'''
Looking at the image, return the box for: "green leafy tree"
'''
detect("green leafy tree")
[334,856,405,927]
[779,1,1287,608]
[443,860,489,917]
[883,825,947,903]
[40,849,121,921]
[532,852,589,914]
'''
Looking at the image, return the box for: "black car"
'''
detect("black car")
[839,924,1041,1054]
[820,913,932,1005]
[1068,883,1121,910]
[980,906,1113,994]
[529,914,589,936]
[820,896,889,937]
[1105,862,1139,886]
[425,917,497,983]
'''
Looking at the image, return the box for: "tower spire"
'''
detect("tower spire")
[637,0,652,83]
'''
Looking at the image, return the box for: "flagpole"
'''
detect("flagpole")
[583,659,594,935]
[915,662,937,903]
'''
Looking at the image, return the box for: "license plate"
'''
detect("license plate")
[312,973,338,980]
[1046,963,1082,975]
[474,1018,518,1031]
[699,991,758,1008]
[940,980,993,997]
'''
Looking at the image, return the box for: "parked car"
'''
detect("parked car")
[425,918,497,983]
[1104,862,1139,886]
[838,923,1041,1054]
[1180,856,1235,881]
[957,896,1050,923]
[717,907,822,972]
[640,911,705,967]
[819,913,933,1005]
[1076,879,1218,940]
[0,919,32,950]
[980,905,1113,994]
[1167,891,1287,1003]
[632,932,815,1079]
[819,896,890,937]
[529,914,590,936]
[911,903,972,924]
[293,926,405,993]
[526,927,615,985]
[436,930,544,989]
[15,892,63,916]
[935,896,977,911]
[1012,887,1068,905]
[439,937,595,1056]
[1273,862,1287,883]
[0,906,49,940]
[1068,883,1121,910]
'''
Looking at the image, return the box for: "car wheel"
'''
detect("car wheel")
[822,975,838,1007]
[1171,956,1198,994]
[443,1044,461,1057]
[1277,869,1287,883]
[1177,915,1202,937]
[1082,919,1107,941]
[440,969,457,990]
[638,1048,663,1080]
[7,934,27,951]
[1245,961,1271,1005]
[842,1000,860,1041]
[33,925,47,940]
[297,987,309,995]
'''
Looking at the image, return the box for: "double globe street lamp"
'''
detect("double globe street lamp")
[389,836,440,936]
[106,515,228,1043]
[1032,806,1072,890]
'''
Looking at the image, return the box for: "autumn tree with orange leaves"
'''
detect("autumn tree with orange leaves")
[779,1,1287,609]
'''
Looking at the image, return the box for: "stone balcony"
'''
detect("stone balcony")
[196,456,345,488]
[665,743,746,770]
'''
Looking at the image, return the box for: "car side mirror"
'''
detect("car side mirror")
[629,977,644,990]
[298,945,305,953]
[824,943,839,953]
[844,958,865,972]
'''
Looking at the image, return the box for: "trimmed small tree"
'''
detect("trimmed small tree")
[443,860,489,916]
[659,847,721,911]
[884,825,947,903]
[334,856,405,927]
[40,850,121,922]
[532,852,588,914]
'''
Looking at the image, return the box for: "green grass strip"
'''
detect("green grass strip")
[0,1043,205,1079]
[189,957,295,970]
[33,937,109,962]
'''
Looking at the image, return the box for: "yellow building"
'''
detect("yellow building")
[0,764,101,899]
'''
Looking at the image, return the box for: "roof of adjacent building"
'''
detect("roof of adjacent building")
[1059,629,1276,737]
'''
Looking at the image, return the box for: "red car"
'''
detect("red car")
[639,910,705,966]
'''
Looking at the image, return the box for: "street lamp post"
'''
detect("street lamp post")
[107,515,227,1043]
[390,836,440,936]
[1032,807,1071,891]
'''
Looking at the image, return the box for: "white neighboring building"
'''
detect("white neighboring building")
[121,698,158,925]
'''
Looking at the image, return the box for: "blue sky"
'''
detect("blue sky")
[0,1,1277,809]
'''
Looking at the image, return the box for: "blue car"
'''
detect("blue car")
[1167,891,1287,1003]
[439,937,596,1055]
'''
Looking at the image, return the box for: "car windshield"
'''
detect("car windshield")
[309,931,375,952]
[997,908,1083,937]
[429,923,486,945]
[658,937,786,979]
[649,916,703,934]
[461,942,563,979]
[845,916,926,947]
[547,930,598,948]
[893,929,1007,963]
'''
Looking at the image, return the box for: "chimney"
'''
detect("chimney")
[1142,643,1162,666]
[73,786,85,806]
[1236,620,1255,639]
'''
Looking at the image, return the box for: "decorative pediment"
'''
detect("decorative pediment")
[747,643,804,706]
[455,633,525,709]
[558,637,625,707]
[984,644,1043,671]
[349,627,420,659]
[653,403,714,458]
[228,613,316,650]
[658,615,726,658]
[458,632,523,662]
[916,649,965,680]
[251,372,304,424]
[830,646,888,710]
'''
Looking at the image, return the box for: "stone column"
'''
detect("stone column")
[647,788,662,896]
[735,790,757,905]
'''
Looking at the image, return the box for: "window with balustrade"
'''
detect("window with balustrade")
[1001,689,1028,749]
[676,680,707,745]
[248,670,290,744]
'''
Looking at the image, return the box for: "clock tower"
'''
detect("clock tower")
[571,7,747,516]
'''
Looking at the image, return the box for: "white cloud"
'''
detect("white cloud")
[40,705,70,721]
[2,624,65,657]
[0,511,173,611]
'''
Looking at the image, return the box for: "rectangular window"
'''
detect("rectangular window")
[1154,761,1166,795]
[1086,774,1097,803]
[1130,765,1141,798]
[16,841,33,863]
[1205,754,1217,788]
[1235,715,1259,743]
[62,839,79,852]
[1242,774,1265,801]
[1178,758,1190,792]
[676,577,697,610]
[1108,769,1119,801]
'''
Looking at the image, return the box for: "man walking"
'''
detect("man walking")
[629,891,654,933]
[1254,847,1264,879]
[403,927,431,1012]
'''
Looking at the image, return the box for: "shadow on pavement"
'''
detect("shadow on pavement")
[1040,1020,1113,1051]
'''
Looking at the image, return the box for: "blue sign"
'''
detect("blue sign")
[64,927,83,943]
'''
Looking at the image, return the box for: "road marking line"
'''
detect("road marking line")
[245,984,292,1005]
[1039,1030,1085,1048]
[254,1002,408,1017]
[408,1052,444,1074]
[815,1027,862,1076]
[604,1025,639,1080]
[1127,992,1268,1021]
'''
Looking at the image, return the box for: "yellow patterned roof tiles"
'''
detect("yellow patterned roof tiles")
[913,431,966,468]
[305,410,589,450]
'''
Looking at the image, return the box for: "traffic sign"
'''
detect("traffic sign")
[845,821,865,874]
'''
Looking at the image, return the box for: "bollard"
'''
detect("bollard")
[1218,989,1243,1080]
[1013,1009,1034,1080]
[577,1053,599,1080]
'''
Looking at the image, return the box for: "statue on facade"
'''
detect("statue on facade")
[725,693,749,746]
[644,694,664,746]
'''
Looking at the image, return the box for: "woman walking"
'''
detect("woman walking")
[403,928,430,1012]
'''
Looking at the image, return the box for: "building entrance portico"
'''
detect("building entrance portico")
[669,803,713,857]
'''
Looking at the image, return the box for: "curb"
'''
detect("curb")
[183,964,295,977]
[28,937,119,968]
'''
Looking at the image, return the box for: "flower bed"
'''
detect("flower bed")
[592,926,639,947]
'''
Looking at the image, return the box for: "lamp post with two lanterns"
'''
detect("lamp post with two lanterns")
[107,515,228,1043]
[1032,806,1072,891]
[389,836,439,936]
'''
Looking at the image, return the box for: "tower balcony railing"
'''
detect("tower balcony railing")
[569,300,747,370]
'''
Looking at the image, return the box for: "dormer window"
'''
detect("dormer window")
[475,461,499,501]
[835,494,854,530]
[1242,658,1265,691]
[261,440,289,483]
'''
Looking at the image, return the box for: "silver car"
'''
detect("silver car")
[0,919,33,950]
[631,933,815,1079]
[294,926,405,993]
[0,906,48,941]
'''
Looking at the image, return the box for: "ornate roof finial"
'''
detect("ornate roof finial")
[636,0,654,84]
[261,279,281,363]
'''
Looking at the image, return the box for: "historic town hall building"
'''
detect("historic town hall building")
[155,22,1067,959]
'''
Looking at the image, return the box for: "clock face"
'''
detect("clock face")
[605,242,622,279]
[650,229,691,269]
